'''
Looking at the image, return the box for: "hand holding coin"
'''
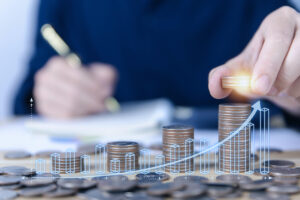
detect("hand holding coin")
[208,6,300,116]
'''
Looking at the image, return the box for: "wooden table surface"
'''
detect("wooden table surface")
[1,151,300,200]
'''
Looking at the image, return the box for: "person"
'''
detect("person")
[14,0,300,127]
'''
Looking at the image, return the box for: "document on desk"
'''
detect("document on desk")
[25,99,173,138]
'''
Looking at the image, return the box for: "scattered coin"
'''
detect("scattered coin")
[0,183,22,190]
[147,182,185,196]
[21,176,55,187]
[171,183,207,198]
[249,191,290,200]
[0,166,35,176]
[240,179,273,191]
[125,191,163,200]
[173,175,208,184]
[92,175,128,182]
[0,176,23,186]
[98,179,137,192]
[273,176,298,185]
[216,174,252,185]
[78,188,123,200]
[19,184,57,197]
[270,167,300,178]
[43,188,77,197]
[57,178,96,190]
[206,183,234,198]
[267,184,300,194]
[264,160,295,168]
[4,151,31,159]
[222,189,242,198]
[136,172,170,182]
[0,189,18,200]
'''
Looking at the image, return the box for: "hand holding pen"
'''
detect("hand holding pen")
[33,24,120,119]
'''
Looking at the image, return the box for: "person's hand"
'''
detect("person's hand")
[34,56,117,119]
[209,6,300,116]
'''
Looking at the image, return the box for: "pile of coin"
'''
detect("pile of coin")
[106,141,139,172]
[218,103,251,173]
[51,153,83,174]
[222,76,251,89]
[163,125,194,173]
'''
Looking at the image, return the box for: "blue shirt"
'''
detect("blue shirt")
[14,0,292,120]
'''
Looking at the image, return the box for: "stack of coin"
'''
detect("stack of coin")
[222,76,250,89]
[218,104,251,173]
[106,141,139,172]
[51,153,83,174]
[163,125,194,173]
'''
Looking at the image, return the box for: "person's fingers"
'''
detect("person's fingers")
[251,7,296,95]
[274,30,300,93]
[89,64,118,98]
[287,77,300,98]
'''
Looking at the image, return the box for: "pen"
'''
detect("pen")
[40,24,120,113]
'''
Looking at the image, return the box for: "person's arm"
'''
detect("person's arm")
[208,6,300,127]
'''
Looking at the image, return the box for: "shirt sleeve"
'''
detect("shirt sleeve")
[13,0,66,115]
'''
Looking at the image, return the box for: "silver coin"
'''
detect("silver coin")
[0,183,22,190]
[270,167,300,178]
[216,174,252,185]
[249,191,290,200]
[98,179,137,192]
[206,183,234,198]
[267,184,300,194]
[57,178,96,190]
[240,179,273,191]
[35,150,60,158]
[147,182,185,196]
[0,176,23,186]
[171,183,207,198]
[124,191,164,200]
[0,166,35,176]
[92,175,128,182]
[273,176,298,185]
[4,151,31,159]
[264,160,295,168]
[19,184,57,197]
[136,172,170,182]
[173,175,208,184]
[0,189,18,200]
[78,188,123,200]
[21,176,55,187]
[43,188,77,197]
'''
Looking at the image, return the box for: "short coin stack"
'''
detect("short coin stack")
[222,76,250,89]
[106,141,139,172]
[51,153,83,174]
[163,125,194,173]
[218,103,251,173]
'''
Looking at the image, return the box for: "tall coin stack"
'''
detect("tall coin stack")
[106,141,139,172]
[163,125,194,173]
[218,103,251,173]
[51,153,83,174]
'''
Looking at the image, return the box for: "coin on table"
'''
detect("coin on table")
[173,175,208,184]
[136,172,170,182]
[4,151,31,159]
[92,175,128,182]
[43,188,77,198]
[270,167,300,178]
[249,191,290,200]
[206,183,235,198]
[0,183,22,190]
[19,184,57,197]
[0,189,18,200]
[216,174,252,185]
[267,184,300,194]
[264,160,295,168]
[240,179,273,191]
[21,176,55,187]
[254,168,272,176]
[78,188,123,200]
[57,178,96,190]
[125,191,164,200]
[98,179,137,192]
[0,166,35,176]
[273,176,298,185]
[171,183,207,198]
[0,176,23,186]
[147,182,185,196]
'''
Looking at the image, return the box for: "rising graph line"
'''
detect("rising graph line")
[36,101,261,179]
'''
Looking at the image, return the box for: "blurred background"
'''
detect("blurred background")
[0,0,299,120]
